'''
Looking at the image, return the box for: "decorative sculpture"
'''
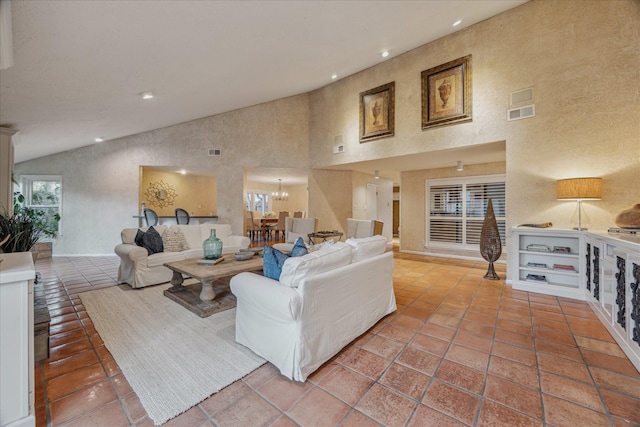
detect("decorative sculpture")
[480,199,501,280]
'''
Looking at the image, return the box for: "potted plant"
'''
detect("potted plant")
[0,192,60,254]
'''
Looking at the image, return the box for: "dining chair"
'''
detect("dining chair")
[143,208,159,227]
[274,211,289,241]
[248,210,263,241]
[293,211,303,218]
[175,208,190,225]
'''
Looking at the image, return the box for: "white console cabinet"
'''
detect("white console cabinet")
[509,227,640,373]
[0,253,36,427]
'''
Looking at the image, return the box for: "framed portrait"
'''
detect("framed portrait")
[421,55,472,129]
[359,81,395,142]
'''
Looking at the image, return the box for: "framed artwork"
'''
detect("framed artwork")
[359,81,395,142]
[421,55,472,129]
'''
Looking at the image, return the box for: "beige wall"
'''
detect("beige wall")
[140,168,217,217]
[15,94,309,254]
[245,180,308,216]
[308,0,640,248]
[13,1,640,257]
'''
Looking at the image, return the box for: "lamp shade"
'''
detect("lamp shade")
[557,177,602,200]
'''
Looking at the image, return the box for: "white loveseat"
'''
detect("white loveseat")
[230,235,396,382]
[115,224,250,288]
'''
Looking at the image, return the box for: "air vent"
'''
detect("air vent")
[332,134,344,155]
[507,104,535,121]
[208,148,221,157]
[510,87,534,106]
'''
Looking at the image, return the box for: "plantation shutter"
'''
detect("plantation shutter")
[427,176,506,249]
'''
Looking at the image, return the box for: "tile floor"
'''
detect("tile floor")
[33,247,640,426]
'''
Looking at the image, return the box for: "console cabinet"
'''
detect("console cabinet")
[509,227,640,372]
[0,253,36,427]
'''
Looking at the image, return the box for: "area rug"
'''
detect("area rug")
[80,283,266,425]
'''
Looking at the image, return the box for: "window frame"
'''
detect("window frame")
[426,174,506,251]
[245,191,271,215]
[20,175,62,237]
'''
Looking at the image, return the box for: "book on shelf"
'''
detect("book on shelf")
[553,246,571,254]
[553,264,576,272]
[527,262,548,268]
[526,244,550,252]
[525,274,547,283]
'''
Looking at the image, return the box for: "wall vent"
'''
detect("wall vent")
[507,104,535,121]
[510,87,534,106]
[208,148,222,157]
[332,134,344,155]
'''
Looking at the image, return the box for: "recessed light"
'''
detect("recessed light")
[381,51,389,58]
[94,137,103,143]
[139,91,154,100]
[180,169,186,175]
[331,74,338,80]
[453,20,462,27]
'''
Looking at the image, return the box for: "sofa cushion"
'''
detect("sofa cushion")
[279,242,352,288]
[345,235,387,263]
[122,225,168,245]
[289,237,308,257]
[172,225,203,249]
[137,226,164,255]
[162,228,190,252]
[263,245,290,280]
[200,224,232,246]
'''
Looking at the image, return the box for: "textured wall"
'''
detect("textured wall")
[15,94,309,254]
[13,1,640,257]
[309,0,640,241]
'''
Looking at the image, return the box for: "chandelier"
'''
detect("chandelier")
[272,179,288,201]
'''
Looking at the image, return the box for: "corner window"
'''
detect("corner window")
[20,175,62,236]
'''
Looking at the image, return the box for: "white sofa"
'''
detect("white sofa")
[115,223,250,288]
[230,235,395,382]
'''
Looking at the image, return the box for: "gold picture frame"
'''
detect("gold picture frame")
[421,55,472,129]
[359,81,395,142]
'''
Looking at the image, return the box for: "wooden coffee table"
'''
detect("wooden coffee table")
[163,256,263,317]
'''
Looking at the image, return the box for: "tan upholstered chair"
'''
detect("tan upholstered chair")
[273,217,317,252]
[345,218,383,239]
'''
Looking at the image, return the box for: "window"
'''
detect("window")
[426,175,505,249]
[245,191,270,215]
[21,175,62,236]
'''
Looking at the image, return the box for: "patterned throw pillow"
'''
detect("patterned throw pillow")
[289,237,308,257]
[140,226,164,255]
[263,245,289,280]
[162,228,190,252]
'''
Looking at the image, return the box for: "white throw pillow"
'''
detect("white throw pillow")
[279,242,352,288]
[162,228,190,252]
[345,235,387,263]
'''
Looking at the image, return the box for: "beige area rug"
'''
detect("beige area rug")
[80,283,266,425]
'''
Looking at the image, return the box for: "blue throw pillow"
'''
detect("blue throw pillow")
[263,245,289,280]
[289,237,308,257]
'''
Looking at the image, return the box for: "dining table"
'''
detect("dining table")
[259,217,278,237]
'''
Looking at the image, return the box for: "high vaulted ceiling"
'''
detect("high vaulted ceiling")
[0,0,525,168]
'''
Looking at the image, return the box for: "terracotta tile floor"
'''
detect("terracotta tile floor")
[33,247,640,426]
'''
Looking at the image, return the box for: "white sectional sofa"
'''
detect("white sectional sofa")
[230,235,396,382]
[115,223,250,288]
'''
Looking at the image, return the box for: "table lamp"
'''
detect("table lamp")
[557,177,602,230]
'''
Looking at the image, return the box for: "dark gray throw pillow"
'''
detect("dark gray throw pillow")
[141,226,164,255]
[134,229,145,247]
